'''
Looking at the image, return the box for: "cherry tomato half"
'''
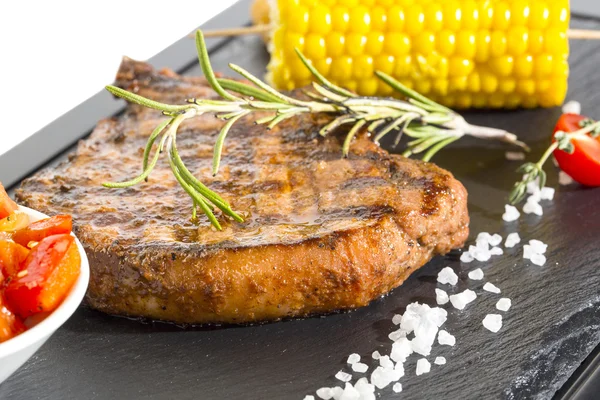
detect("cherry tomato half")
[5,234,80,318]
[553,114,600,186]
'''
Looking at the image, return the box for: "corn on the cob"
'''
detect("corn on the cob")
[266,0,570,109]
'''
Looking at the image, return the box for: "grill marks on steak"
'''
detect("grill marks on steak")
[16,58,469,324]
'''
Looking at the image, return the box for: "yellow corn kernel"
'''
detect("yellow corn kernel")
[308,5,332,35]
[325,32,345,57]
[358,78,379,95]
[424,3,443,32]
[507,26,529,56]
[456,32,476,59]
[354,55,374,79]
[304,34,326,59]
[384,33,410,56]
[267,0,570,109]
[348,6,371,34]
[405,6,425,35]
[436,30,456,57]
[371,7,387,31]
[413,33,435,55]
[346,33,367,56]
[331,6,350,33]
[365,32,384,56]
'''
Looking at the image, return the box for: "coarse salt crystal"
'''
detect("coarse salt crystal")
[437,267,458,286]
[316,388,333,400]
[379,355,394,369]
[340,383,360,400]
[354,378,375,399]
[476,232,491,241]
[332,387,344,399]
[503,204,520,222]
[472,248,492,262]
[435,288,449,305]
[496,298,512,311]
[526,178,541,194]
[392,314,402,325]
[529,239,547,254]
[528,192,541,203]
[438,330,456,346]
[371,350,381,360]
[483,282,501,294]
[335,370,352,383]
[540,187,555,201]
[468,268,484,280]
[476,237,490,251]
[347,353,361,364]
[530,253,547,266]
[449,289,477,310]
[388,329,407,342]
[392,383,403,393]
[352,363,369,373]
[559,171,574,185]
[482,314,503,333]
[434,356,447,365]
[370,367,394,389]
[427,307,448,327]
[460,251,474,263]
[523,200,543,216]
[505,151,526,161]
[490,246,503,256]
[523,244,534,259]
[416,358,431,376]
[505,232,521,248]
[304,396,315,400]
[489,234,502,246]
[390,338,413,363]
[562,100,581,115]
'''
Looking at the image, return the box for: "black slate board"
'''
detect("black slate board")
[2,2,600,399]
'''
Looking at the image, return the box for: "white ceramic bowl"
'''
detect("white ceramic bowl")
[0,206,89,384]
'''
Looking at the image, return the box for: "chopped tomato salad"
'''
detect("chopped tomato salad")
[0,183,80,343]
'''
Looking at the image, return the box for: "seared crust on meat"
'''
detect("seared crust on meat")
[17,58,469,324]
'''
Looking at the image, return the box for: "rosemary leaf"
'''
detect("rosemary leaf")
[375,71,449,113]
[217,78,281,103]
[228,63,306,107]
[213,111,249,175]
[106,86,189,113]
[422,135,460,162]
[294,48,356,98]
[167,138,222,230]
[343,120,367,157]
[143,119,171,172]
[195,31,239,102]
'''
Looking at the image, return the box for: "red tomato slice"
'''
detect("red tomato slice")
[5,234,81,318]
[0,295,25,343]
[0,240,30,278]
[0,183,18,220]
[553,114,600,186]
[12,215,73,248]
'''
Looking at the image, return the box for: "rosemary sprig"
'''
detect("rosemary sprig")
[103,29,526,229]
[509,118,600,204]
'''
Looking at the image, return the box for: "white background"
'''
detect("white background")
[0,0,237,156]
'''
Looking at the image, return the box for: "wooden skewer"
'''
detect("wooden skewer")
[567,29,600,40]
[193,25,600,40]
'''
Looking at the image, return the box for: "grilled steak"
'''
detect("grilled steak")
[17,58,469,324]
